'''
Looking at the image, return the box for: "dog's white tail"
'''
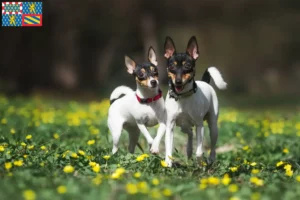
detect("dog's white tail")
[110,86,133,104]
[203,66,227,90]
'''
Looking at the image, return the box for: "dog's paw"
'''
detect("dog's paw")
[165,158,173,167]
[150,145,159,154]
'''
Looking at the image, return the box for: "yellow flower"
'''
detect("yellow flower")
[250,177,264,186]
[57,185,67,194]
[276,161,284,167]
[71,153,79,159]
[285,169,293,177]
[251,192,261,200]
[284,164,292,171]
[5,162,12,170]
[134,172,141,178]
[23,154,28,158]
[1,118,7,124]
[251,169,260,174]
[89,161,96,167]
[222,174,231,185]
[152,178,160,185]
[40,146,47,150]
[136,155,145,162]
[250,162,257,166]
[162,188,172,196]
[296,175,300,182]
[0,145,4,152]
[103,155,110,160]
[10,128,16,134]
[21,142,27,147]
[228,184,238,193]
[111,168,126,179]
[229,197,240,200]
[28,145,34,150]
[22,190,36,200]
[199,183,207,190]
[126,183,138,195]
[53,133,60,139]
[63,165,74,173]
[137,181,149,194]
[283,148,289,154]
[92,174,102,185]
[200,178,208,185]
[229,167,238,172]
[87,140,95,145]
[150,188,161,199]
[13,160,23,167]
[92,164,101,173]
[26,135,32,140]
[161,160,168,167]
[242,145,249,151]
[78,150,85,156]
[208,176,220,185]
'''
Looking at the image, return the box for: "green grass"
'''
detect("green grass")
[0,94,300,200]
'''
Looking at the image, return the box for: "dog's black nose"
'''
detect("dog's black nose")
[175,79,182,85]
[150,80,157,87]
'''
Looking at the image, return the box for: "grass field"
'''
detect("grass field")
[0,94,300,200]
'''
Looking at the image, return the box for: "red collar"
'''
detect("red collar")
[136,89,162,104]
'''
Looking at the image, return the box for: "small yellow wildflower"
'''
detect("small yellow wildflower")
[136,155,145,162]
[92,164,101,173]
[5,162,12,170]
[87,140,95,145]
[13,160,23,167]
[161,160,168,167]
[296,175,300,182]
[26,135,32,140]
[111,167,126,179]
[92,174,102,185]
[57,185,67,194]
[28,145,34,150]
[199,183,207,190]
[78,150,85,156]
[242,145,249,151]
[0,145,4,152]
[222,174,231,185]
[285,169,293,177]
[251,192,261,200]
[228,184,238,193]
[137,181,149,194]
[250,162,257,166]
[63,165,74,173]
[10,128,16,134]
[89,161,96,167]
[208,176,220,185]
[276,161,284,167]
[22,189,36,200]
[229,167,238,172]
[150,188,161,199]
[250,177,264,186]
[152,178,160,185]
[162,188,172,196]
[53,133,60,139]
[251,169,260,174]
[200,178,208,184]
[229,197,240,200]
[103,155,110,160]
[71,153,79,159]
[283,148,289,154]
[126,183,138,195]
[134,172,141,178]
[21,142,27,147]
[284,164,292,171]
[1,118,7,124]
[40,146,47,150]
[23,154,28,158]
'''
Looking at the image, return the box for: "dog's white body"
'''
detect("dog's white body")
[159,66,227,167]
[108,85,166,154]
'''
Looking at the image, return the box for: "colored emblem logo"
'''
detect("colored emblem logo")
[1,2,42,27]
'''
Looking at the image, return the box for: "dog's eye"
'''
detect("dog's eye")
[137,71,145,78]
[184,63,192,69]
[168,64,175,71]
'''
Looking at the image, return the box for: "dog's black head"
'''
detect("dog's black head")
[125,47,159,89]
[164,36,199,93]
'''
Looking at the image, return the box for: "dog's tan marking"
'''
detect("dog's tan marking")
[182,73,192,83]
[136,76,149,87]
[141,68,146,73]
[182,61,186,65]
[168,71,176,82]
[173,61,177,65]
[150,66,154,71]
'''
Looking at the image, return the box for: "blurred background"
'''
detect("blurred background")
[1,0,300,105]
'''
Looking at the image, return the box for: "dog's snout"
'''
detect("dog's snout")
[175,79,182,85]
[150,80,157,87]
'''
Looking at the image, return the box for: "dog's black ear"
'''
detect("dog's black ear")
[125,55,136,74]
[164,36,176,59]
[148,46,158,66]
[186,36,199,60]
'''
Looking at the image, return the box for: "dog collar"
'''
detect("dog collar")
[168,79,197,101]
[136,89,162,104]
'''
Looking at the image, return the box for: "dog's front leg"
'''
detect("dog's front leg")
[165,120,175,167]
[196,123,204,163]
[150,122,166,154]
[136,123,154,146]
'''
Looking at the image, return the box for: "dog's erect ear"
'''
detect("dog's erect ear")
[186,36,199,60]
[125,55,136,74]
[148,46,158,66]
[164,36,176,59]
